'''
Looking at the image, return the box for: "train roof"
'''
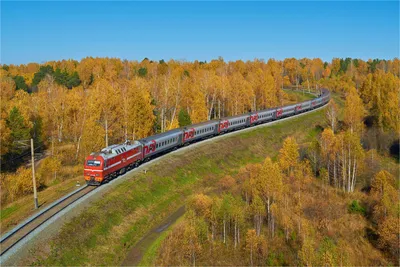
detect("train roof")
[180,119,219,130]
[139,128,182,143]
[220,113,252,121]
[89,140,142,159]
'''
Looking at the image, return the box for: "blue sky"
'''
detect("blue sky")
[1,1,399,64]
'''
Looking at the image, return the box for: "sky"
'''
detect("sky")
[1,1,399,65]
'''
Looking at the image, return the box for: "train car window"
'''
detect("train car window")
[87,160,101,166]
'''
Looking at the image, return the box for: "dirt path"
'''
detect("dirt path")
[121,206,186,266]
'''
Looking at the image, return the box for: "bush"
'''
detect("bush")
[348,200,366,215]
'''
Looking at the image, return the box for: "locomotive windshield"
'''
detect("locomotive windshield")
[86,160,101,166]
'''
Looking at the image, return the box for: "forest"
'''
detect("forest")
[0,56,399,222]
[0,56,399,265]
[154,136,399,265]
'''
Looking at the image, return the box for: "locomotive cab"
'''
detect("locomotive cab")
[84,155,105,185]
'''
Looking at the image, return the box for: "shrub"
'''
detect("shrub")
[348,200,366,215]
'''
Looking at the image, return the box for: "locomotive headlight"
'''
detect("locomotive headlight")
[95,174,99,177]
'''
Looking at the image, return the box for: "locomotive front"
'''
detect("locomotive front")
[84,154,105,185]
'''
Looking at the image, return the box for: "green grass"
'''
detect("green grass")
[1,178,84,235]
[283,88,316,102]
[0,204,19,221]
[28,100,331,266]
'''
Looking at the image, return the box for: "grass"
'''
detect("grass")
[0,177,85,235]
[283,88,316,102]
[138,216,184,266]
[0,204,19,221]
[25,105,328,266]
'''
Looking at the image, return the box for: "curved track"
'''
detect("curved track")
[0,185,95,257]
[0,91,329,264]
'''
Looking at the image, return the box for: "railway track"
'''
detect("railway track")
[0,100,329,264]
[0,185,95,257]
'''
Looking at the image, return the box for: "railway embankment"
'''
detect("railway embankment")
[10,106,327,266]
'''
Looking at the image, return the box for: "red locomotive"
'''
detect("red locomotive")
[84,140,142,185]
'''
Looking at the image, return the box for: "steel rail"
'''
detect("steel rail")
[0,185,95,257]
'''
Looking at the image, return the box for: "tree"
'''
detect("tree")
[38,156,62,183]
[124,79,155,140]
[256,157,283,237]
[231,197,245,248]
[343,87,364,134]
[90,78,123,146]
[360,72,400,132]
[138,67,147,77]
[220,194,234,244]
[32,65,54,87]
[279,136,299,174]
[377,216,400,258]
[13,75,28,92]
[371,170,398,220]
[66,71,81,88]
[250,194,265,236]
[245,229,257,266]
[336,131,365,192]
[298,236,316,267]
[325,99,339,133]
[6,107,31,154]
[178,108,192,127]
[182,211,202,266]
[320,128,337,187]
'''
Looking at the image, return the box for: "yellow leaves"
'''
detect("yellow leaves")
[2,166,43,202]
[248,68,278,110]
[320,128,336,159]
[189,89,208,123]
[125,79,155,139]
[298,236,316,267]
[228,72,253,115]
[279,136,299,174]
[360,71,399,132]
[0,119,11,156]
[188,194,213,219]
[377,216,400,255]
[325,99,338,132]
[371,170,396,196]
[80,119,105,157]
[9,90,33,128]
[0,77,15,114]
[371,170,398,220]
[257,157,283,201]
[38,156,62,183]
[344,87,365,134]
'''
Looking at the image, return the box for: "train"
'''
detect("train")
[84,89,331,185]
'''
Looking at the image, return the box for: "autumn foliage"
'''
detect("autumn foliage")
[155,137,397,266]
